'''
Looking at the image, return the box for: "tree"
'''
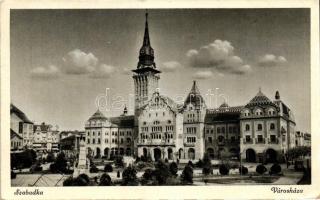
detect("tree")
[202,153,212,176]
[122,165,138,186]
[287,146,311,161]
[152,161,171,185]
[187,160,194,168]
[99,173,113,186]
[219,164,230,175]
[114,156,124,168]
[169,162,178,177]
[50,152,69,173]
[181,164,193,184]
[46,152,55,163]
[141,168,154,185]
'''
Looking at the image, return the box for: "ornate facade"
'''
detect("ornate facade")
[85,12,296,163]
[85,108,134,159]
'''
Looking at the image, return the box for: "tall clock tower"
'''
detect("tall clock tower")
[132,12,161,113]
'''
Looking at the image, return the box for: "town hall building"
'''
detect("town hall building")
[84,12,296,163]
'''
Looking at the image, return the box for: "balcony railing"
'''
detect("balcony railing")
[138,139,174,145]
[243,138,253,144]
[268,138,279,144]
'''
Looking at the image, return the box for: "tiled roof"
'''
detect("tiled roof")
[109,115,135,128]
[207,106,243,114]
[88,109,108,121]
[11,129,23,140]
[184,81,206,109]
[34,122,51,132]
[10,104,33,124]
[245,90,277,108]
[205,106,242,123]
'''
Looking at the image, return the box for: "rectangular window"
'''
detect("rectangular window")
[270,135,276,142]
[19,122,23,133]
[257,135,263,143]
[245,135,251,142]
[87,139,90,144]
[93,139,95,144]
[228,127,233,133]
[217,127,221,134]
[208,137,213,143]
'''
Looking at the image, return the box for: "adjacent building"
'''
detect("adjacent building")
[33,122,60,152]
[10,129,23,151]
[295,131,311,147]
[85,107,134,159]
[10,104,34,148]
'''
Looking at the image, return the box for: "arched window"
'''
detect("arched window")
[245,124,250,131]
[270,123,275,130]
[257,124,263,131]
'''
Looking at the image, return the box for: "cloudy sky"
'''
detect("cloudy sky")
[11,9,310,132]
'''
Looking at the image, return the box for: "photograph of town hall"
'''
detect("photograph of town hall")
[10,9,311,186]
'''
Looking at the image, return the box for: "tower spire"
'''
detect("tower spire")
[136,10,157,69]
[143,10,150,46]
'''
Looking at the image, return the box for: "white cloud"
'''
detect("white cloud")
[186,39,251,75]
[30,65,60,79]
[89,64,116,79]
[161,61,182,72]
[62,49,98,74]
[192,70,213,79]
[258,54,287,67]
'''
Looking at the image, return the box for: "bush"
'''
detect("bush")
[122,165,138,186]
[50,152,68,173]
[181,164,193,184]
[164,158,169,163]
[78,173,90,183]
[104,164,113,172]
[11,171,17,179]
[152,161,171,185]
[294,160,305,172]
[90,165,99,173]
[135,156,141,163]
[141,168,154,185]
[196,159,204,168]
[239,166,248,175]
[219,164,230,175]
[11,149,37,169]
[256,164,267,175]
[169,162,178,176]
[99,173,112,186]
[63,177,74,186]
[269,163,282,175]
[63,174,90,186]
[114,156,124,168]
[188,160,194,168]
[73,176,89,186]
[202,153,212,176]
[46,152,55,162]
